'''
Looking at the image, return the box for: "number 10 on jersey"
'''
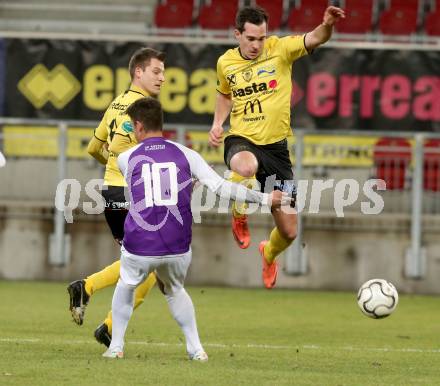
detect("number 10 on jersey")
[141,162,178,207]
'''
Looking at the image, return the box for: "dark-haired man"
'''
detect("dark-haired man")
[67,47,165,346]
[209,5,345,288]
[103,97,291,359]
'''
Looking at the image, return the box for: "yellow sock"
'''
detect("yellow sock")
[84,260,121,296]
[133,273,157,309]
[103,312,112,333]
[104,273,157,334]
[264,227,293,264]
[228,171,256,218]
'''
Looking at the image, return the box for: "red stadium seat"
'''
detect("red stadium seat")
[198,0,238,30]
[287,5,325,33]
[378,6,418,35]
[299,0,328,7]
[154,0,194,29]
[255,0,283,30]
[424,139,440,191]
[373,137,412,190]
[389,0,419,11]
[425,10,440,36]
[336,2,373,34]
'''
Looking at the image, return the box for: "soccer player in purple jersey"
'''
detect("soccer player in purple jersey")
[102,97,291,360]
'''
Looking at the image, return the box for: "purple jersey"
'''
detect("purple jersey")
[118,136,269,256]
[118,137,193,255]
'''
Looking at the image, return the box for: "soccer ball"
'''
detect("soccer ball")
[357,279,398,319]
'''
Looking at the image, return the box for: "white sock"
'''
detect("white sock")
[165,288,203,355]
[109,281,135,352]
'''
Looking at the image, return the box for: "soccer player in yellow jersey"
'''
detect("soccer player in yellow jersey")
[67,47,165,346]
[209,6,345,288]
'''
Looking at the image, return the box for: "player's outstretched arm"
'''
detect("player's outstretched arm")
[305,6,345,50]
[209,92,232,147]
[213,175,292,209]
[182,144,292,208]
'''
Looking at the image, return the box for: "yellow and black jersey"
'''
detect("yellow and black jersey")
[94,85,150,186]
[216,35,308,146]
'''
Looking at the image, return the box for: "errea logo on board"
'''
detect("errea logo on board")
[18,64,81,109]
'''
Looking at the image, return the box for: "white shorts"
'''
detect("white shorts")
[119,246,192,294]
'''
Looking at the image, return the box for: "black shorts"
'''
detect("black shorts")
[101,186,129,242]
[224,135,296,206]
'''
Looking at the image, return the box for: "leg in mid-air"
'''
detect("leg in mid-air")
[67,260,121,325]
[225,137,259,250]
[257,140,298,289]
[67,260,157,332]
[260,208,297,289]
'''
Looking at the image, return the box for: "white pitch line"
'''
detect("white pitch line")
[1,338,439,354]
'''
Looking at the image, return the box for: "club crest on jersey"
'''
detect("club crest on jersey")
[241,68,253,82]
[257,65,276,78]
[122,121,133,133]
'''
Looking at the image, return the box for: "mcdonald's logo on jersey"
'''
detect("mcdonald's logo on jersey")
[244,99,263,115]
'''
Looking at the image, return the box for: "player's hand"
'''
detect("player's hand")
[209,125,224,147]
[268,191,293,208]
[322,6,345,26]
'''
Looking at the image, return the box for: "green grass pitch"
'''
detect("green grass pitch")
[0,281,439,386]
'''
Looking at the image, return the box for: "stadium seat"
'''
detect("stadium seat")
[154,0,194,29]
[198,0,238,30]
[423,139,440,191]
[373,137,411,190]
[389,0,419,11]
[336,1,373,34]
[298,0,328,7]
[255,0,283,30]
[287,4,325,33]
[378,6,418,35]
[425,10,440,36]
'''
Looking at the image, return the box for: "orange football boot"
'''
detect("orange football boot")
[259,241,278,289]
[232,215,251,249]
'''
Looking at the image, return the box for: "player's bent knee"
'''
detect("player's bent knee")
[280,228,297,242]
[233,165,257,178]
[230,152,258,177]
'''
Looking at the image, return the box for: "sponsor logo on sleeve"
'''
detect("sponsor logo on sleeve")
[122,121,133,133]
